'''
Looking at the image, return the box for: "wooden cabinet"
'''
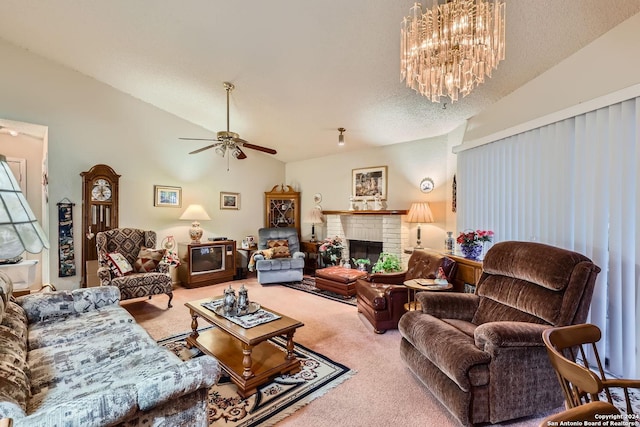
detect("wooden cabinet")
[177,241,236,288]
[264,184,300,235]
[447,254,483,293]
[80,164,120,287]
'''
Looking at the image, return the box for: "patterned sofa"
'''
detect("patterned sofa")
[0,277,220,427]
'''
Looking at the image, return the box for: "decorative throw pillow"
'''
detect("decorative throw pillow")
[106,252,133,277]
[267,239,289,249]
[272,246,291,258]
[267,239,291,258]
[134,247,166,273]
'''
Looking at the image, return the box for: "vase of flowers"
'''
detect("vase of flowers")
[319,236,344,266]
[457,230,494,260]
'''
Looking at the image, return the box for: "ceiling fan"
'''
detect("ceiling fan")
[180,82,277,161]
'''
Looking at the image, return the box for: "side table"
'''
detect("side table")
[300,241,323,275]
[403,278,453,311]
[235,247,258,279]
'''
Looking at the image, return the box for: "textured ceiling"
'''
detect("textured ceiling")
[1,0,639,162]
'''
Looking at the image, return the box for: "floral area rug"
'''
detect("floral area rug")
[281,277,357,306]
[158,328,354,427]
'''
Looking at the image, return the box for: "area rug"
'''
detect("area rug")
[158,328,355,427]
[281,277,357,306]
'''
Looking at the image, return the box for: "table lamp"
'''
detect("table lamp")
[406,202,433,249]
[305,208,324,242]
[0,154,49,259]
[179,204,211,244]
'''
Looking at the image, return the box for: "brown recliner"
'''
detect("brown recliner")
[355,249,456,334]
[398,241,600,426]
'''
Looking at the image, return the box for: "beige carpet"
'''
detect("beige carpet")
[123,277,558,427]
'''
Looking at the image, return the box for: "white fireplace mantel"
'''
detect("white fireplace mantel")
[322,210,407,215]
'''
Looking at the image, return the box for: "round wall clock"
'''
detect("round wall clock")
[420,177,435,193]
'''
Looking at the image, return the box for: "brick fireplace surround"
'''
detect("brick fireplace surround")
[323,211,410,265]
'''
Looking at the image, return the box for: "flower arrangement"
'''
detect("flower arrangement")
[456,230,494,260]
[163,250,180,267]
[319,236,344,265]
[456,230,494,246]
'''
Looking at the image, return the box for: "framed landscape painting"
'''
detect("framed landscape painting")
[220,192,240,210]
[154,185,182,207]
[352,166,387,200]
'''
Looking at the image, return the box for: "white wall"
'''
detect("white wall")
[286,136,452,252]
[0,38,285,290]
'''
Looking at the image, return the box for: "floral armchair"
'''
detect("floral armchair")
[96,228,173,308]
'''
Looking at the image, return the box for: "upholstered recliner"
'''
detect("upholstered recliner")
[398,241,600,426]
[96,228,173,308]
[253,227,305,285]
[355,249,456,334]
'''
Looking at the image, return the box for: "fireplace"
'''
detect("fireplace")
[349,240,383,273]
[323,212,410,268]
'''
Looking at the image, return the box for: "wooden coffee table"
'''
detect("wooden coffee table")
[185,297,304,397]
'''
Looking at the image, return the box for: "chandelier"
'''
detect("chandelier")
[401,0,506,103]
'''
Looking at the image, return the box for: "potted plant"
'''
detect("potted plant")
[351,258,371,271]
[319,236,344,266]
[371,252,402,273]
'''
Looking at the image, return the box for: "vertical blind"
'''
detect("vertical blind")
[458,97,639,378]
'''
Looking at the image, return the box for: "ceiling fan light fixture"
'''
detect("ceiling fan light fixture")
[214,146,226,157]
[231,147,242,159]
[338,127,346,146]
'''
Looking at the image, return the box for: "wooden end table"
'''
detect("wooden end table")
[185,297,304,398]
[403,279,453,311]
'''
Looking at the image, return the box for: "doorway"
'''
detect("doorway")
[0,118,50,286]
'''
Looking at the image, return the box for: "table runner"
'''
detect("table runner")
[201,299,281,329]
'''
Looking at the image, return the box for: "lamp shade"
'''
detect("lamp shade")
[406,202,434,224]
[305,208,324,224]
[179,204,211,221]
[0,154,49,258]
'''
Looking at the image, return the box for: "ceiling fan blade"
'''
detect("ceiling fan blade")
[235,139,277,155]
[189,144,220,154]
[179,137,219,141]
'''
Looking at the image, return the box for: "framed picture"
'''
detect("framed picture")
[352,166,387,200]
[154,185,182,207]
[220,192,240,210]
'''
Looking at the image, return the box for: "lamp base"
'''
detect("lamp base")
[189,221,203,244]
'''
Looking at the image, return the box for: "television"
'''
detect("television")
[191,245,224,275]
[177,241,236,288]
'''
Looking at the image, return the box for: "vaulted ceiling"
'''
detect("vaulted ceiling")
[1,0,639,162]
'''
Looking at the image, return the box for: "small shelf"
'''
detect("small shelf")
[322,210,407,215]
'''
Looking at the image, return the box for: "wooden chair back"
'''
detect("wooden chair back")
[542,323,639,415]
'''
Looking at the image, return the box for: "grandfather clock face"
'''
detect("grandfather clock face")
[91,178,112,201]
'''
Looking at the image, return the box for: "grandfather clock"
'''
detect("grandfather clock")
[80,164,120,287]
